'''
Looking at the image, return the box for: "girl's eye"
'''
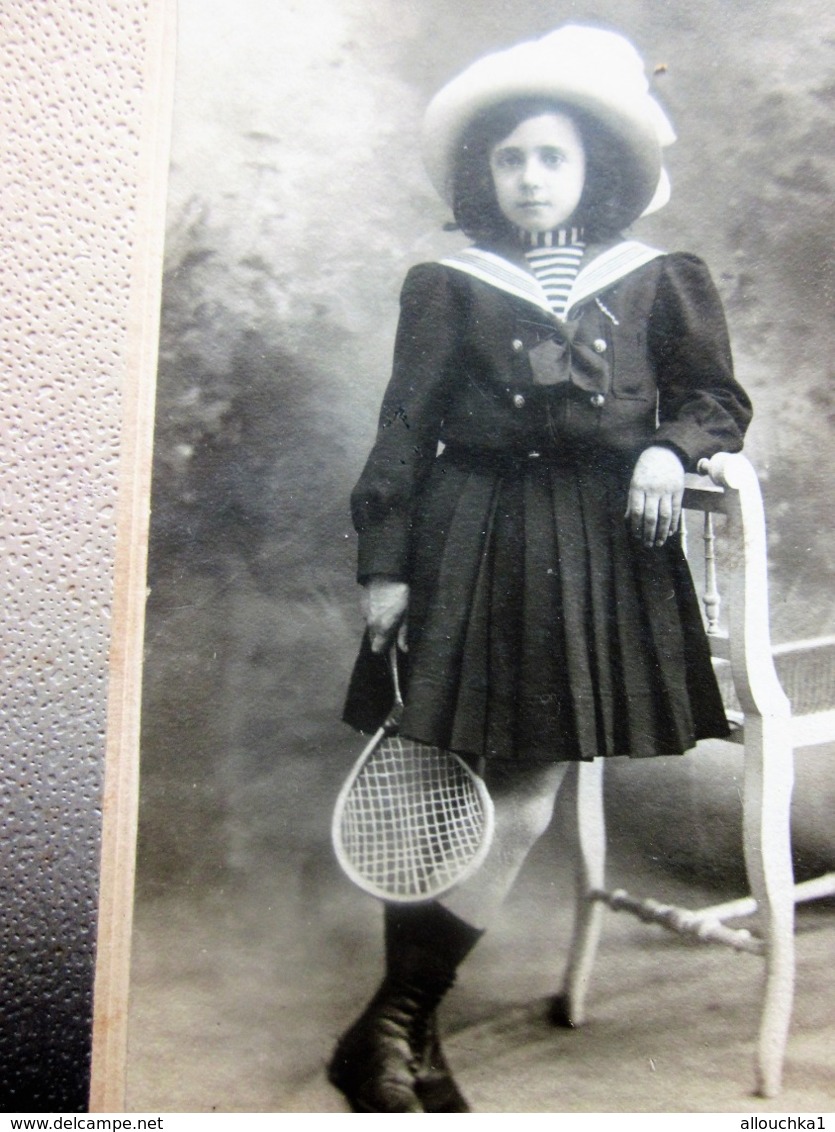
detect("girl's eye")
[541,150,566,168]
[492,149,523,169]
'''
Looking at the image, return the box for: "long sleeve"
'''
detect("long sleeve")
[649,253,752,468]
[351,264,463,582]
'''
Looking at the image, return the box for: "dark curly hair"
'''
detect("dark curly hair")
[450,98,633,244]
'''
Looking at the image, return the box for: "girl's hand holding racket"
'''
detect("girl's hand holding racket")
[362,576,409,652]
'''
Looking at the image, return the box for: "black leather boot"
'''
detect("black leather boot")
[413,1009,471,1113]
[327,902,482,1113]
[326,957,450,1111]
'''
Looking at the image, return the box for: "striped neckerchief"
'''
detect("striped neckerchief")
[519,226,585,319]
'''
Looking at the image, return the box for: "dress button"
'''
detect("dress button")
[511,338,524,352]
[590,393,605,408]
[592,338,607,353]
[513,393,526,409]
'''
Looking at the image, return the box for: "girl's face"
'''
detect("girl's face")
[489,112,586,234]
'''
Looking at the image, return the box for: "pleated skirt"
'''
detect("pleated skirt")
[343,446,730,764]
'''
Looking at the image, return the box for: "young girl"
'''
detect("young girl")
[329,24,752,1113]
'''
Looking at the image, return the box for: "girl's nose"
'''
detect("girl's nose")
[520,157,543,187]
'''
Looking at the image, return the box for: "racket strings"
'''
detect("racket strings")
[338,737,489,899]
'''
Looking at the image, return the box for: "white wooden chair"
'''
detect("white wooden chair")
[554,452,835,1098]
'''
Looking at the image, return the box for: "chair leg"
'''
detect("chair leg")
[742,715,796,1097]
[551,759,605,1028]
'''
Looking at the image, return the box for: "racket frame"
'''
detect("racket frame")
[331,648,494,902]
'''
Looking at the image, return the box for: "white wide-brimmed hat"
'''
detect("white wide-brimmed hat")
[422,24,676,226]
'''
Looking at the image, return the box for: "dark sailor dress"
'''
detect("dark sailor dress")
[343,237,753,765]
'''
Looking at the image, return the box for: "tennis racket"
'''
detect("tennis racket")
[331,648,495,903]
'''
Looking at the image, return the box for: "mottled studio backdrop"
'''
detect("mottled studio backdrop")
[130,0,835,1106]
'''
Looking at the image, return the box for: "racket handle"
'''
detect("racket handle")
[383,646,405,733]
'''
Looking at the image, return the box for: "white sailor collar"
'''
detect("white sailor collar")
[440,239,664,321]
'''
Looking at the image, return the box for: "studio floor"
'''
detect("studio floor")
[125,773,835,1115]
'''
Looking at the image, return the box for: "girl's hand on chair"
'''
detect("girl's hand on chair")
[362,576,410,653]
[626,446,685,548]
